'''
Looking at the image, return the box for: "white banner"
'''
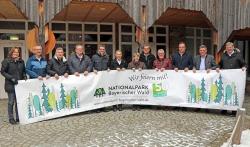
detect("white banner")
[15,69,246,124]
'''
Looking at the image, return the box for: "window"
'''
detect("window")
[54,33,66,41]
[100,25,113,32]
[119,24,136,63]
[68,33,82,42]
[85,24,97,32]
[0,21,25,30]
[52,23,66,31]
[50,22,115,59]
[0,33,25,40]
[68,23,82,31]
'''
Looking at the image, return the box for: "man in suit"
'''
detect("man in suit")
[193,45,217,73]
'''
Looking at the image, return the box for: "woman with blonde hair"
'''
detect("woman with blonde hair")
[1,47,27,124]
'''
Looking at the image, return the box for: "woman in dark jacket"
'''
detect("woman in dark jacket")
[1,47,27,124]
[110,50,128,111]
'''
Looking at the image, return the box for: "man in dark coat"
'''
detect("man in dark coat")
[68,45,92,76]
[47,47,69,79]
[1,47,27,124]
[219,42,246,70]
[172,41,193,71]
[110,50,127,111]
[92,45,111,112]
[139,45,156,69]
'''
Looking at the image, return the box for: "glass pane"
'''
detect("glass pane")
[185,28,194,36]
[100,35,112,42]
[68,23,82,31]
[68,33,82,41]
[196,29,201,37]
[196,39,201,54]
[148,27,154,33]
[0,33,25,40]
[121,35,132,42]
[0,21,25,30]
[100,25,113,32]
[121,25,132,33]
[68,44,77,56]
[52,23,66,31]
[156,27,166,34]
[85,44,97,57]
[149,36,154,43]
[105,44,113,57]
[4,47,22,58]
[185,38,195,56]
[85,34,97,42]
[121,45,132,63]
[156,36,166,43]
[52,44,66,57]
[203,29,212,37]
[203,39,212,54]
[156,45,166,51]
[85,24,97,32]
[54,33,66,41]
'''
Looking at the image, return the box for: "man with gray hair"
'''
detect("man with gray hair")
[193,45,217,73]
[68,44,92,76]
[218,42,246,70]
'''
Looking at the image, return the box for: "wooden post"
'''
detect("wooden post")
[38,0,46,57]
[230,108,246,145]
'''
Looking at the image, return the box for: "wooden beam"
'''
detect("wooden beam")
[0,11,7,19]
[100,6,117,22]
[81,4,95,21]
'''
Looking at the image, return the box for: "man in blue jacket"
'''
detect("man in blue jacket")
[172,41,193,72]
[26,45,47,80]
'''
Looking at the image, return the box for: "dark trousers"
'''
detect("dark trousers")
[7,92,19,120]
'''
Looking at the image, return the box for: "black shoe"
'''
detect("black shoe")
[96,109,101,113]
[9,119,16,125]
[132,105,136,111]
[16,119,19,123]
[118,105,123,111]
[136,106,141,111]
[221,110,227,115]
[113,106,118,112]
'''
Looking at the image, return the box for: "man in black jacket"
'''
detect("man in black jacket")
[110,50,127,111]
[92,45,111,112]
[218,42,246,70]
[172,41,193,72]
[47,47,69,79]
[1,47,27,124]
[139,45,156,69]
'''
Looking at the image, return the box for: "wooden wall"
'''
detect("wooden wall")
[11,0,250,50]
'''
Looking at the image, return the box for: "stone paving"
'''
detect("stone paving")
[0,99,241,147]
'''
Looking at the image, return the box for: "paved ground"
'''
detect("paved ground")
[2,98,247,147]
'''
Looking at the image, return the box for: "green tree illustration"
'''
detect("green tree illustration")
[70,88,77,109]
[225,85,233,105]
[59,83,66,110]
[232,83,239,106]
[33,95,42,116]
[27,93,33,118]
[210,81,218,102]
[215,75,224,103]
[188,83,196,103]
[200,78,207,102]
[41,83,52,113]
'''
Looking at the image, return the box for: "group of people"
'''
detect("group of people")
[1,41,246,124]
